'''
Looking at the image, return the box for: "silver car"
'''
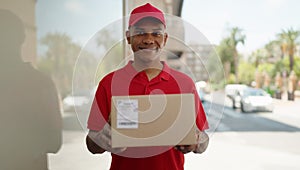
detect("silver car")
[239,88,274,113]
[62,87,97,112]
[63,90,91,112]
[225,84,248,109]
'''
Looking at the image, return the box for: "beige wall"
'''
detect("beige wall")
[1,0,37,64]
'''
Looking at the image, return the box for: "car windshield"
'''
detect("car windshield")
[244,89,266,97]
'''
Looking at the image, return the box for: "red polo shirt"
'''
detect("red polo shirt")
[88,61,208,170]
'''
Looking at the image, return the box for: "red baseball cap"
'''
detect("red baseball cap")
[128,3,166,28]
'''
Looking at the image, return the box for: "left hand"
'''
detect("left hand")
[174,144,197,154]
[174,131,209,154]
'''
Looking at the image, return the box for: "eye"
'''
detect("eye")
[152,32,163,37]
[135,31,146,36]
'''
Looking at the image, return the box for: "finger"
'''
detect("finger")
[111,147,127,153]
[199,131,209,143]
[102,124,111,137]
[180,148,190,154]
[101,133,112,146]
[175,146,186,153]
[181,145,195,154]
[95,132,111,150]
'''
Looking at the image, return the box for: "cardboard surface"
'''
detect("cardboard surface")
[111,94,197,148]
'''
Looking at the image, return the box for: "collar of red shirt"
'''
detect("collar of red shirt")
[123,61,171,81]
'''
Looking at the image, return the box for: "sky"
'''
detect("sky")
[182,0,300,55]
[36,0,122,55]
[36,0,300,56]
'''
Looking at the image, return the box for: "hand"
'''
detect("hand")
[193,131,209,154]
[88,124,127,153]
[174,131,209,154]
[174,144,197,154]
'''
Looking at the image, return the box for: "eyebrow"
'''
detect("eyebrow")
[133,27,163,31]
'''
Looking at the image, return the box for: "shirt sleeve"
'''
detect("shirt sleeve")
[87,84,110,131]
[193,88,209,131]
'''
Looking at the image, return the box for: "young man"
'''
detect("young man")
[86,3,209,170]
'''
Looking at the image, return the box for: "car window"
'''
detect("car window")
[244,89,266,96]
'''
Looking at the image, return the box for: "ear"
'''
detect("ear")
[163,32,168,46]
[126,30,131,44]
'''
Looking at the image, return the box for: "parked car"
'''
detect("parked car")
[195,81,210,103]
[225,84,248,108]
[63,87,96,112]
[239,87,274,113]
[197,89,206,103]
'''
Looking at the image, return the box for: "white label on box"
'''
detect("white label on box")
[116,99,138,129]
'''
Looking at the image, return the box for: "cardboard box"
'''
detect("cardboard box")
[111,93,197,148]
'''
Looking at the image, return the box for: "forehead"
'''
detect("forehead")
[132,17,165,31]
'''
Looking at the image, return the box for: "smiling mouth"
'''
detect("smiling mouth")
[138,47,157,51]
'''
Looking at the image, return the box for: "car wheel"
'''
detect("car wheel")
[232,100,237,109]
[241,102,246,113]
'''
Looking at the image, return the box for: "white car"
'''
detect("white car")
[239,88,274,113]
[63,88,95,112]
[225,84,248,108]
[197,89,206,103]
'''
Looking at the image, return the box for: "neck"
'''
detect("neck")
[132,61,163,81]
[132,61,163,71]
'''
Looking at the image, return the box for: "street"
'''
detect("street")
[184,94,300,170]
[49,92,300,170]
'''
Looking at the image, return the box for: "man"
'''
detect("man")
[0,9,62,170]
[86,3,209,170]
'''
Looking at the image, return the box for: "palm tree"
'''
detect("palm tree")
[217,37,234,80]
[40,32,81,96]
[95,28,124,80]
[277,28,300,72]
[227,27,246,83]
[40,33,73,74]
[264,40,282,61]
[250,49,266,67]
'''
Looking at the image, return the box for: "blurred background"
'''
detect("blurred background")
[1,0,300,169]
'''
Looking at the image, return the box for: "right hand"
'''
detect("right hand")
[88,124,127,153]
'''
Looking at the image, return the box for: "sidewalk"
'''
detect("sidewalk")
[49,131,111,170]
[262,96,300,129]
[211,90,300,128]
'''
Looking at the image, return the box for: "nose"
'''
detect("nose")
[142,33,154,45]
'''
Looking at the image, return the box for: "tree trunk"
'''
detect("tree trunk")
[289,55,293,72]
[233,49,239,83]
[224,62,231,80]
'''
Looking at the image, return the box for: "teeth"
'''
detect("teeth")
[143,48,154,51]
[139,47,156,50]
[141,48,155,50]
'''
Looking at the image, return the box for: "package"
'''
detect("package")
[110,93,197,148]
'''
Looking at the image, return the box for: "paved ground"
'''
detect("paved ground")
[188,95,300,170]
[184,132,300,170]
